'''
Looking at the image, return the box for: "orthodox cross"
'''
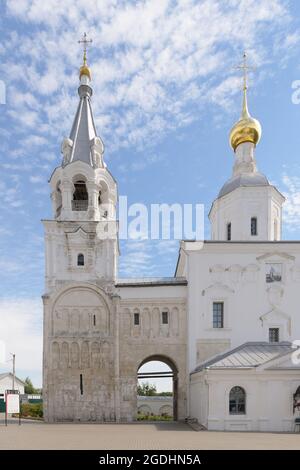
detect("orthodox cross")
[78,32,93,64]
[236,52,255,91]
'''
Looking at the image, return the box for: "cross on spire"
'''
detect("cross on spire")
[236,51,255,91]
[78,32,93,65]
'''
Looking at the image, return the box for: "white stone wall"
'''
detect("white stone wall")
[43,282,187,422]
[43,220,118,291]
[190,368,300,432]
[137,396,173,416]
[176,241,300,373]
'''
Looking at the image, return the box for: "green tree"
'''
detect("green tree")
[24,377,37,394]
[137,382,157,396]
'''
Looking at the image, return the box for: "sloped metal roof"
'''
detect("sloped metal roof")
[0,372,25,384]
[192,342,295,373]
[69,84,98,166]
[116,277,187,287]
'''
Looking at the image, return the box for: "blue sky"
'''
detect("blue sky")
[1,0,300,387]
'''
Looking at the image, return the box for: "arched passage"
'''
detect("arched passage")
[137,355,178,421]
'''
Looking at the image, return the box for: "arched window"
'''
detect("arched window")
[229,386,246,415]
[72,180,88,211]
[294,386,300,412]
[77,253,84,266]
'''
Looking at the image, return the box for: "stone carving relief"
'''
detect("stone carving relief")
[52,288,110,337]
[61,342,69,368]
[91,341,100,368]
[81,341,90,369]
[209,263,259,284]
[52,342,60,369]
[71,342,79,368]
[120,304,182,339]
[51,339,113,371]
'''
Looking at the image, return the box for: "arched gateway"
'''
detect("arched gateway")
[137,355,178,420]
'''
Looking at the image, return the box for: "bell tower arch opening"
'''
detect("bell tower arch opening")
[137,355,178,421]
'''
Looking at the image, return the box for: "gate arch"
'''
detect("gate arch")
[137,354,178,420]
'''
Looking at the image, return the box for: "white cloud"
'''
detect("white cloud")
[282,173,300,232]
[2,0,296,157]
[119,238,179,277]
[0,298,42,386]
[30,175,44,184]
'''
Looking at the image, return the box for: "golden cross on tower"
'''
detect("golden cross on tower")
[235,52,255,91]
[78,32,93,65]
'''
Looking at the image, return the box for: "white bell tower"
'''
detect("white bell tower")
[43,36,118,292]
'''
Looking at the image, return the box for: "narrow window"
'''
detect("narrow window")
[251,217,257,236]
[229,386,246,415]
[227,222,231,241]
[162,311,169,324]
[269,328,279,343]
[213,302,224,328]
[80,374,83,395]
[134,312,140,326]
[93,314,96,327]
[77,253,84,266]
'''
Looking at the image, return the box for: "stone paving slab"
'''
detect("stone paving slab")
[0,419,299,450]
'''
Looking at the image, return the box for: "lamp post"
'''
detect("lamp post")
[9,353,15,391]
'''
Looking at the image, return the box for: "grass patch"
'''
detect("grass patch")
[137,412,172,421]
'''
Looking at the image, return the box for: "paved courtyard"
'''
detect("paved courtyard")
[0,417,299,449]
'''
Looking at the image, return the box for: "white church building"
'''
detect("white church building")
[42,49,300,431]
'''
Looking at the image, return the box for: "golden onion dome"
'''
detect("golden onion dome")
[229,87,261,151]
[79,51,91,81]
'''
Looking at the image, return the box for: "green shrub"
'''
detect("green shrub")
[20,402,43,419]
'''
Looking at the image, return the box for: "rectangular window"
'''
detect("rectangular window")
[227,223,231,241]
[269,328,279,343]
[80,374,83,395]
[251,217,257,236]
[162,311,169,324]
[213,302,224,328]
[134,312,140,326]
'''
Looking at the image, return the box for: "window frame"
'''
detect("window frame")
[226,222,231,241]
[269,327,280,343]
[213,301,224,329]
[251,217,258,236]
[162,311,169,325]
[77,253,85,267]
[229,386,246,415]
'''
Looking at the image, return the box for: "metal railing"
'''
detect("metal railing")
[72,200,88,211]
